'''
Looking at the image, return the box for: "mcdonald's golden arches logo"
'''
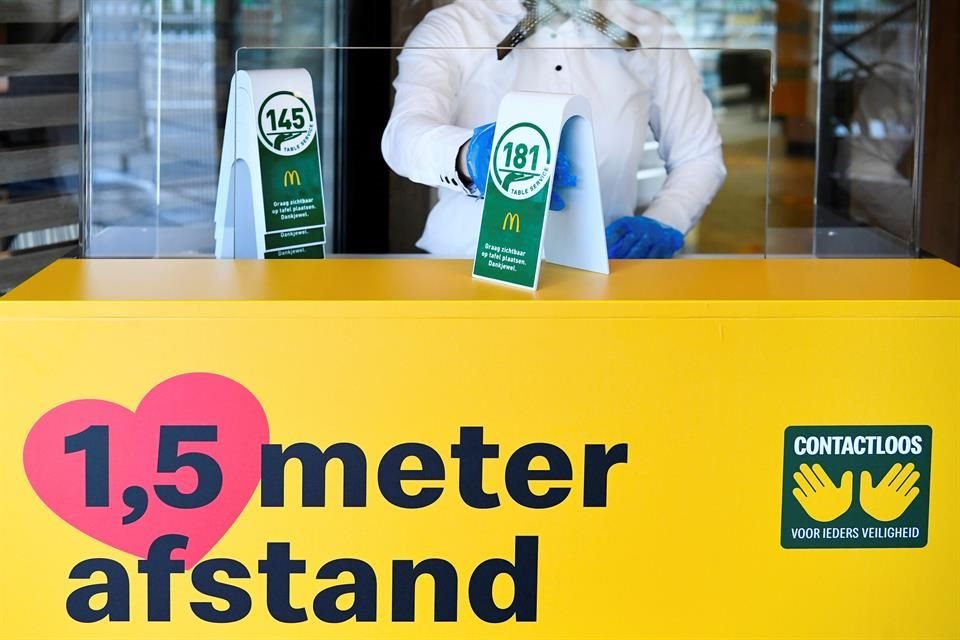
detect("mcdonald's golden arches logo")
[502,212,521,233]
[283,170,301,188]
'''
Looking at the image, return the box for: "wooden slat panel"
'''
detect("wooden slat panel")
[0,44,78,77]
[0,245,74,293]
[1,0,80,23]
[0,93,77,131]
[0,145,78,183]
[0,195,77,236]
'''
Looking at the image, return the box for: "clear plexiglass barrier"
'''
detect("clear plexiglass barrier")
[85,43,782,259]
[80,0,926,261]
[229,46,772,260]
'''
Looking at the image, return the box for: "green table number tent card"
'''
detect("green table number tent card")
[473,92,609,289]
[215,69,327,259]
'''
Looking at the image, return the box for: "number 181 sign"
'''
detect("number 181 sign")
[492,123,552,200]
[473,92,608,290]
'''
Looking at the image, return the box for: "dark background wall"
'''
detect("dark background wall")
[918,0,960,263]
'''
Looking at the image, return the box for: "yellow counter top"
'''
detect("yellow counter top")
[2,257,959,639]
[5,258,960,318]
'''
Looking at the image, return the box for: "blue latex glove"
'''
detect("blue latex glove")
[605,216,684,259]
[465,122,576,211]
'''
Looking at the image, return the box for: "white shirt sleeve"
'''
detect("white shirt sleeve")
[381,11,477,195]
[642,22,727,234]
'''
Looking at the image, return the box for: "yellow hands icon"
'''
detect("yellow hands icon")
[793,462,923,523]
[860,462,921,522]
[792,463,853,522]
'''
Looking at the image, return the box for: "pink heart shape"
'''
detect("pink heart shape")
[23,373,269,568]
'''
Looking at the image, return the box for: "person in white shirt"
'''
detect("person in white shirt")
[381,0,726,258]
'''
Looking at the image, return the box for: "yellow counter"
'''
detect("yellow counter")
[2,259,959,639]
